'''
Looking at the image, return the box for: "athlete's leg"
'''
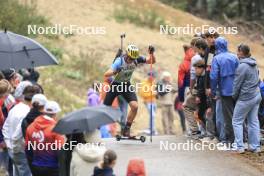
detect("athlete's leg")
[103,83,119,106]
[121,84,138,136]
[127,101,138,124]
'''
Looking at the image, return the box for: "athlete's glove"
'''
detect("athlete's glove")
[148,45,155,54]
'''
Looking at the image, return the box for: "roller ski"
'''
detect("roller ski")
[116,126,146,143]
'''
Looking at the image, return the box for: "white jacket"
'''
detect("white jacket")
[70,143,106,176]
[2,102,30,153]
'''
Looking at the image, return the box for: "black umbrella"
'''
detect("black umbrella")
[0,30,58,70]
[53,105,122,135]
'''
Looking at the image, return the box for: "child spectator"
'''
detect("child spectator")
[93,149,117,176]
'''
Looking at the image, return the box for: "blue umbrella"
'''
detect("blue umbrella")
[0,30,58,70]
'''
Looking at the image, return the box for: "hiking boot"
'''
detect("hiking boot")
[122,126,131,137]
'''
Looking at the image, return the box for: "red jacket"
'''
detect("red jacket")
[178,47,195,87]
[25,115,64,168]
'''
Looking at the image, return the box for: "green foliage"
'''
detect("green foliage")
[113,7,166,29]
[39,50,105,114]
[43,43,64,60]
[0,0,48,37]
[64,70,83,80]
[158,0,187,10]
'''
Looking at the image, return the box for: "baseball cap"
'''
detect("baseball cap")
[193,59,205,67]
[44,101,61,114]
[32,94,47,106]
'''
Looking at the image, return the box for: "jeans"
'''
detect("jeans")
[232,93,262,151]
[8,150,31,176]
[216,99,225,141]
[0,149,9,174]
[146,103,157,132]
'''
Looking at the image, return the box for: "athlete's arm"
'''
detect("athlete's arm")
[146,46,156,64]
[146,53,156,64]
[104,57,122,77]
[104,69,116,77]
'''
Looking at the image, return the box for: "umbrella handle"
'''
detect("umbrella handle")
[23,46,35,69]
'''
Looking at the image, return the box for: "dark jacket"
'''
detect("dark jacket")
[93,166,114,176]
[196,70,212,108]
[21,108,42,138]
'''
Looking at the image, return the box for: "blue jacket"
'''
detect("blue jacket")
[210,37,239,97]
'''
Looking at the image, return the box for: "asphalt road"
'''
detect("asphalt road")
[104,135,263,176]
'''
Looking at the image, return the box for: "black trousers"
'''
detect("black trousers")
[32,166,59,176]
[221,96,235,143]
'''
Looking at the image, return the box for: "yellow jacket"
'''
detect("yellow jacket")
[139,79,156,103]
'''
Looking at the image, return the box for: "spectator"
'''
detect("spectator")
[93,149,117,176]
[70,130,106,176]
[126,158,146,176]
[0,79,13,175]
[21,94,47,171]
[232,44,261,153]
[3,85,39,176]
[193,59,215,141]
[259,81,264,129]
[20,68,40,84]
[178,39,195,103]
[183,91,200,138]
[183,37,203,138]
[193,38,211,138]
[87,83,100,107]
[21,94,47,138]
[174,96,186,133]
[204,30,219,66]
[210,37,239,146]
[139,71,157,135]
[157,71,178,134]
[2,68,20,91]
[204,30,225,143]
[25,100,65,176]
[13,81,32,102]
